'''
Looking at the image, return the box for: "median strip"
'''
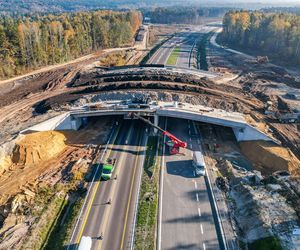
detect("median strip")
[196,32,213,70]
[166,46,181,65]
[134,136,160,249]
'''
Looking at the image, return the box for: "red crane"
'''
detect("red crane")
[132,113,187,155]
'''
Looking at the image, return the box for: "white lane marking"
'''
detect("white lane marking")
[190,144,193,149]
[196,193,199,202]
[130,133,149,249]
[68,123,117,248]
[198,207,201,216]
[190,137,192,142]
[193,171,196,177]
[203,243,206,250]
[158,119,167,250]
[200,224,204,234]
[194,181,198,189]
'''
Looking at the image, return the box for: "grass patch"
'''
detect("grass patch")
[166,46,181,65]
[196,32,213,70]
[43,194,85,250]
[21,187,67,250]
[135,136,160,249]
[249,236,283,250]
[20,168,88,250]
[99,51,127,67]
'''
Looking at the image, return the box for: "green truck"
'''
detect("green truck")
[101,158,116,180]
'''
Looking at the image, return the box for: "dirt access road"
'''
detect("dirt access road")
[0,47,139,143]
[208,27,300,158]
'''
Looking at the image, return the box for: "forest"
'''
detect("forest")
[262,7,300,15]
[0,0,234,15]
[142,7,231,24]
[0,10,141,79]
[221,11,300,64]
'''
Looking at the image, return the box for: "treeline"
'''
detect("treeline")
[142,7,231,24]
[261,7,300,15]
[221,11,300,64]
[0,10,141,79]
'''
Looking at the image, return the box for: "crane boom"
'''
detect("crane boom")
[132,113,187,154]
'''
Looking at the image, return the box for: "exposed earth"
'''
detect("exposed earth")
[0,23,299,249]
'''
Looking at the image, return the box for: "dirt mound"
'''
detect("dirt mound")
[240,140,300,176]
[12,131,66,165]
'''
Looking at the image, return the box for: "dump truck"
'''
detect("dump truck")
[101,158,116,180]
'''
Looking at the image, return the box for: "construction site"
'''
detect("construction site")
[0,22,299,250]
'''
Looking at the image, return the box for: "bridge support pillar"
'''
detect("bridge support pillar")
[154,115,159,134]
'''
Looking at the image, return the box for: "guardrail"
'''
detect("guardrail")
[193,121,228,250]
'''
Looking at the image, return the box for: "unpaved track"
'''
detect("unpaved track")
[0,47,134,126]
[0,47,133,85]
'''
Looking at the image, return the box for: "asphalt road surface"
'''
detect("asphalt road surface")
[69,120,147,250]
[148,35,183,65]
[148,26,215,68]
[160,118,219,250]
[175,33,198,68]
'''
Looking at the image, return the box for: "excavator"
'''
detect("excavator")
[131,113,187,155]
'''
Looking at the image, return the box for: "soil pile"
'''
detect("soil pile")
[0,156,12,175]
[12,131,66,165]
[240,140,300,176]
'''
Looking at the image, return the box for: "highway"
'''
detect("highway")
[148,26,215,68]
[159,118,219,250]
[147,35,183,65]
[175,33,198,68]
[68,119,147,249]
[68,24,225,250]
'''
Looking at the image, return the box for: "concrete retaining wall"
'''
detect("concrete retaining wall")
[233,126,272,142]
[20,112,82,133]
[56,115,82,130]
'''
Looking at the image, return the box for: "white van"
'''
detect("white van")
[78,236,92,250]
[192,151,206,176]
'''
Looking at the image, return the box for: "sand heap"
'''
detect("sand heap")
[240,140,300,176]
[12,131,66,165]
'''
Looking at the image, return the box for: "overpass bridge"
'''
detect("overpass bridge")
[22,100,274,142]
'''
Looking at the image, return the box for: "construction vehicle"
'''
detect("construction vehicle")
[256,56,269,64]
[131,113,187,154]
[277,112,300,123]
[101,158,116,180]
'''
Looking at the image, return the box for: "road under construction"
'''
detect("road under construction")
[21,96,274,250]
[0,23,299,250]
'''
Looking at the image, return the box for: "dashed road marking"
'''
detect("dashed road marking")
[196,193,199,202]
[200,224,204,234]
[198,207,201,216]
[190,144,193,149]
[193,171,196,177]
[194,181,198,189]
[203,243,206,250]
